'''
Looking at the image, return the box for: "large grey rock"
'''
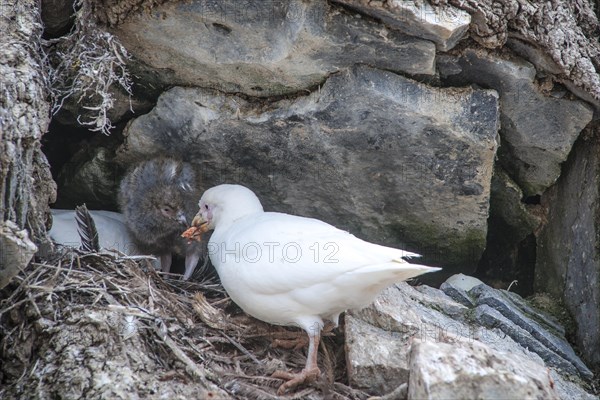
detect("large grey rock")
[332,0,470,51]
[111,0,436,97]
[408,339,559,400]
[349,286,422,336]
[345,314,411,395]
[118,66,499,270]
[469,279,595,381]
[536,134,600,368]
[346,284,472,396]
[452,276,592,379]
[344,281,595,399]
[351,283,469,335]
[438,49,594,195]
[474,305,585,379]
[350,287,567,398]
[376,283,545,360]
[395,282,470,324]
[439,282,475,307]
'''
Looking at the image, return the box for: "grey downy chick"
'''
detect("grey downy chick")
[119,158,202,280]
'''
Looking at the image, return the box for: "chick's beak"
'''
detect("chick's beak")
[176,211,188,226]
[182,212,210,242]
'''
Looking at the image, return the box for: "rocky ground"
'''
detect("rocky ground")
[0,249,596,399]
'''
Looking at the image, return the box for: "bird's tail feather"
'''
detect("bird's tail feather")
[348,262,441,283]
[399,251,421,260]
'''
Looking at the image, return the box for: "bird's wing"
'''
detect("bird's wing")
[213,212,433,297]
[50,209,137,255]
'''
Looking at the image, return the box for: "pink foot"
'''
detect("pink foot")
[272,367,320,395]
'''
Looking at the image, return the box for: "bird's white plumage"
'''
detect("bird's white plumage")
[199,184,440,332]
[49,209,140,256]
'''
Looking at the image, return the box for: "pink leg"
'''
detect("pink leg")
[183,250,200,280]
[272,330,321,395]
[272,322,335,350]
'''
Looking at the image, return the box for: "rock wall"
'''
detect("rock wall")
[117,66,499,271]
[536,131,600,367]
[38,0,600,375]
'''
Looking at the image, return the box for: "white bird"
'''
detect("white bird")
[191,184,440,394]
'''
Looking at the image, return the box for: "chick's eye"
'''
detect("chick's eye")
[204,204,209,210]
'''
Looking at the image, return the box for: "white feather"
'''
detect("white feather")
[49,209,140,256]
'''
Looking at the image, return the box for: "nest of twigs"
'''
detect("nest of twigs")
[0,247,369,399]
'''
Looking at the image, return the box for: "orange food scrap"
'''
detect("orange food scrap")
[181,223,209,242]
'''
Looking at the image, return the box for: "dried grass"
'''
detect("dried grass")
[45,0,133,135]
[0,247,369,399]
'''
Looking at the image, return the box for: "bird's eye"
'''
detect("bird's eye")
[204,204,209,210]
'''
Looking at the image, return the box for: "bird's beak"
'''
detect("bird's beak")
[176,211,188,226]
[192,211,211,231]
[192,213,205,228]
